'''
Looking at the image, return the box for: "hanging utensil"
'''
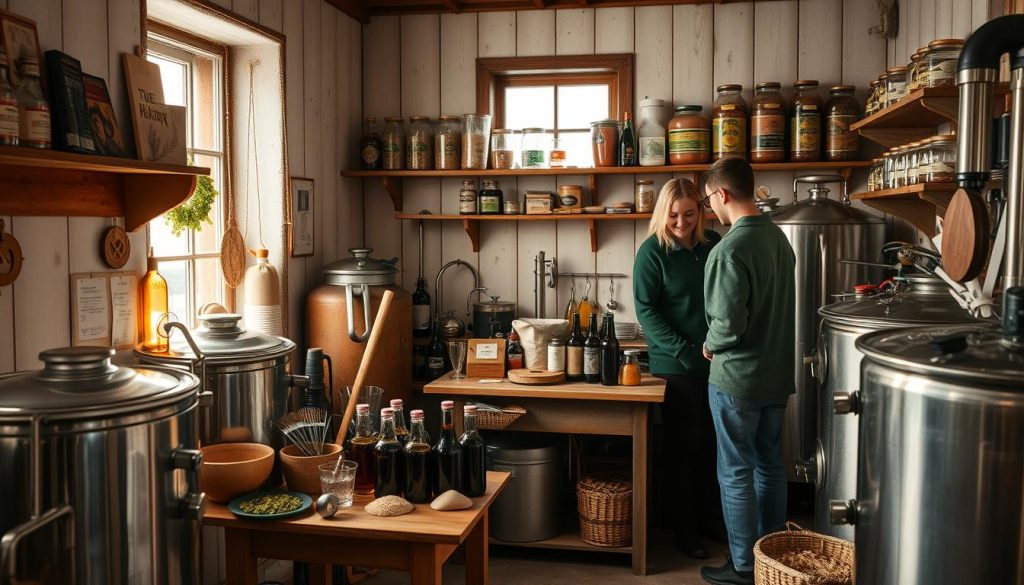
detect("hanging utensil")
[606,279,619,311]
[564,276,577,322]
[577,276,594,331]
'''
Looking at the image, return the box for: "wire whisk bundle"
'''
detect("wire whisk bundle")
[278,407,331,456]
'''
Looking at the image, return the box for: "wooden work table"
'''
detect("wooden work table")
[204,471,511,585]
[423,373,666,575]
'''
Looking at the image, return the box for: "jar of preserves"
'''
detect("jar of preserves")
[825,85,860,162]
[16,57,50,149]
[478,179,503,215]
[407,116,433,170]
[922,134,956,182]
[549,137,567,168]
[618,350,641,386]
[490,129,520,169]
[750,82,786,163]
[882,67,909,108]
[668,105,710,164]
[547,337,566,373]
[790,80,822,162]
[922,39,964,88]
[521,128,550,168]
[462,114,491,169]
[435,115,461,170]
[638,97,667,166]
[590,120,619,167]
[712,84,747,160]
[635,180,655,213]
[382,116,404,170]
[459,180,478,215]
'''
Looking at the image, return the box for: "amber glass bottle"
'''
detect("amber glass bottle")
[750,82,786,163]
[790,80,822,162]
[348,404,378,496]
[138,254,168,351]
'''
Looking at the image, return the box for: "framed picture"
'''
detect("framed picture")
[0,9,42,87]
[289,177,314,257]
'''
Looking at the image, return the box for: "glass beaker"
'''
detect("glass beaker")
[340,385,384,436]
[463,114,492,169]
[448,339,468,379]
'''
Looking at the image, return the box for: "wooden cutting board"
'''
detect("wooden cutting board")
[507,369,565,385]
[942,188,989,282]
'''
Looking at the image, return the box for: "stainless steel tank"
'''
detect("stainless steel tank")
[800,273,976,540]
[770,175,887,482]
[0,347,203,584]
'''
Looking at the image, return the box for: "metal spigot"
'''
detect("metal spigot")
[833,391,861,415]
[829,499,858,525]
[794,457,818,484]
[171,448,203,472]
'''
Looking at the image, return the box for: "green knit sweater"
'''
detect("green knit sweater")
[633,231,722,377]
[703,214,796,399]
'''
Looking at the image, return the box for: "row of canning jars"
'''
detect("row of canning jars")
[682,81,861,164]
[361,114,494,171]
[865,38,964,115]
[866,134,957,191]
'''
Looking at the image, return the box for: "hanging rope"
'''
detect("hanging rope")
[244,61,266,250]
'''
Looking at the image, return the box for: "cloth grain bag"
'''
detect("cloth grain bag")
[511,318,569,370]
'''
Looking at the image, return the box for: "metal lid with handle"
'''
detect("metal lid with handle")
[322,248,400,342]
[136,313,294,365]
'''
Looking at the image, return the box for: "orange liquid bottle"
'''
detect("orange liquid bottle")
[138,255,168,351]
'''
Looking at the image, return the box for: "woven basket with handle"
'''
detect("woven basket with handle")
[475,404,526,430]
[753,522,854,585]
[576,474,631,547]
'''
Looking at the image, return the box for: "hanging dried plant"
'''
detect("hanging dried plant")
[165,160,218,236]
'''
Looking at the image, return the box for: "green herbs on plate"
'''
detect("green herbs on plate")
[237,493,303,515]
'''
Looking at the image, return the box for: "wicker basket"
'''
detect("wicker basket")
[476,404,526,430]
[576,475,632,547]
[754,522,854,585]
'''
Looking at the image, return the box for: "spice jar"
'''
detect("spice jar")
[866,78,883,116]
[668,105,710,164]
[922,39,964,88]
[712,84,748,160]
[635,180,655,213]
[904,141,923,186]
[521,128,550,168]
[618,350,641,386]
[868,158,883,191]
[435,115,461,170]
[882,67,909,108]
[750,82,786,163]
[547,337,566,373]
[921,134,956,182]
[490,129,520,169]
[478,179,503,215]
[558,184,583,210]
[883,147,900,190]
[638,97,667,166]
[360,117,382,169]
[591,120,619,167]
[825,85,860,162]
[459,180,478,215]
[462,114,492,169]
[790,80,822,162]
[407,116,433,170]
[504,197,521,215]
[907,49,926,92]
[382,116,404,170]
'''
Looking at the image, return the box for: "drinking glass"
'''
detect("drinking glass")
[448,340,468,380]
[319,460,358,507]
[340,385,384,435]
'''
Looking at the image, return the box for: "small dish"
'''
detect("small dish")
[228,491,313,521]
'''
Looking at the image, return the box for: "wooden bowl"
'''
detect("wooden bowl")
[279,443,344,496]
[199,442,275,503]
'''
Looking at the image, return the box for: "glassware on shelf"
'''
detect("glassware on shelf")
[462,114,492,169]
[435,115,462,170]
[490,129,520,169]
[407,116,433,170]
[382,116,405,170]
[549,137,567,168]
[521,128,551,168]
[447,339,467,380]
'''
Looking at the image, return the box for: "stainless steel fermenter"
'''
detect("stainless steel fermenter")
[0,347,203,585]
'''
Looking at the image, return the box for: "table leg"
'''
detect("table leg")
[308,564,333,585]
[464,510,489,585]
[409,543,444,585]
[224,528,258,585]
[631,403,649,576]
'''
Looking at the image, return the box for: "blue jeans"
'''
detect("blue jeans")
[708,384,788,572]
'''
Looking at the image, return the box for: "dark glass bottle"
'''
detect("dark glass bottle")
[426,319,448,379]
[506,329,524,371]
[361,117,382,170]
[390,398,410,445]
[347,404,377,496]
[478,179,503,215]
[412,277,432,338]
[433,400,463,495]
[374,407,403,497]
[600,314,620,386]
[566,313,584,382]
[619,111,637,166]
[583,314,601,384]
[460,405,487,497]
[404,409,434,503]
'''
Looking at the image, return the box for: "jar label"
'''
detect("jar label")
[560,194,579,207]
[668,128,710,154]
[0,100,17,140]
[460,190,478,214]
[751,113,785,152]
[361,144,380,165]
[792,112,821,153]
[522,149,546,168]
[566,346,583,376]
[638,136,665,165]
[547,347,565,372]
[383,138,403,169]
[428,357,445,370]
[507,354,523,369]
[712,116,746,155]
[480,194,501,213]
[20,106,50,145]
[826,114,859,156]
[719,104,736,111]
[583,347,600,375]
[413,305,431,330]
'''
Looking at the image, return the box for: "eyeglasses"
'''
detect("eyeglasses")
[701,189,719,209]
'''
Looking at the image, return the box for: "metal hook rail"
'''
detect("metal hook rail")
[556,272,628,278]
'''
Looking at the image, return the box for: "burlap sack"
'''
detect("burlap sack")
[512,318,569,370]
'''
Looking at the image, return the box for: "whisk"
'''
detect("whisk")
[278,407,331,456]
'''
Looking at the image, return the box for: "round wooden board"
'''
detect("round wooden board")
[101,225,131,269]
[0,224,24,288]
[507,368,565,385]
[941,188,989,283]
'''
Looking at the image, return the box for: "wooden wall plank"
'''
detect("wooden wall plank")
[672,5,712,109]
[259,0,284,32]
[303,0,324,292]
[284,0,307,347]
[842,0,887,102]
[478,11,516,58]
[714,3,754,101]
[934,0,954,38]
[554,175,596,317]
[594,6,633,54]
[319,7,338,273]
[634,5,672,112]
[233,0,259,22]
[337,13,363,258]
[974,0,993,29]
[516,10,555,56]
[798,0,842,83]
[515,177,557,318]
[12,217,70,370]
[208,0,230,9]
[555,8,595,55]
[754,1,797,85]
[952,0,975,38]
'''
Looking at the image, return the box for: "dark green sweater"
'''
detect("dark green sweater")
[633,231,722,377]
[704,214,796,399]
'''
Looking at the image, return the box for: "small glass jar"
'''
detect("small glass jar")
[922,134,957,182]
[462,114,492,169]
[906,49,926,92]
[868,158,883,191]
[521,128,550,168]
[882,67,909,108]
[618,350,641,386]
[923,39,964,88]
[893,145,910,188]
[459,180,478,215]
[490,129,520,169]
[668,105,711,164]
[883,148,899,190]
[381,116,404,170]
[750,83,787,163]
[547,337,566,373]
[825,85,860,162]
[790,80,822,162]
[504,197,521,215]
[638,97,667,166]
[549,138,567,168]
[407,116,433,170]
[435,115,461,170]
[590,120,619,167]
[16,57,50,149]
[635,180,655,213]
[904,141,923,186]
[478,179,503,215]
[866,79,883,116]
[0,46,19,146]
[712,84,748,160]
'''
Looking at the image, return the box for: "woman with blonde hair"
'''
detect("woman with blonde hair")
[633,177,723,559]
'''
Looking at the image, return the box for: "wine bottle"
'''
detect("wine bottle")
[426,319,448,380]
[390,398,410,445]
[433,400,464,495]
[566,313,584,382]
[600,313,620,386]
[619,111,637,166]
[404,409,434,503]
[460,405,487,497]
[374,407,403,497]
[506,328,524,371]
[412,277,432,337]
[583,314,601,384]
[348,404,377,496]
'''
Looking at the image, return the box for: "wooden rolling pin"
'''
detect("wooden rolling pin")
[334,289,395,446]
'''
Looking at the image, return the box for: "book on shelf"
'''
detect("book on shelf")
[44,50,95,154]
[82,73,131,158]
[122,52,185,165]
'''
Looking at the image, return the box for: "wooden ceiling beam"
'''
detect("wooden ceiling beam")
[360,1,743,20]
[326,0,370,23]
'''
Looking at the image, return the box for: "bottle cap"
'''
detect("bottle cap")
[410,409,425,419]
[390,398,404,408]
[441,400,455,409]
[381,407,395,417]
[356,403,370,414]
[464,405,478,414]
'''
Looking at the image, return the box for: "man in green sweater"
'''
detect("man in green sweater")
[699,158,795,585]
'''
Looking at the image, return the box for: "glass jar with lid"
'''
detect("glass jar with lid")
[462,114,492,169]
[866,78,883,116]
[825,85,860,162]
[750,83,786,163]
[907,49,926,92]
[435,115,461,170]
[883,147,899,190]
[491,129,520,169]
[635,180,655,213]
[868,158,883,191]
[381,116,405,170]
[638,97,667,166]
[407,116,433,170]
[478,179,503,215]
[459,180,478,215]
[790,80,822,162]
[0,46,19,146]
[668,105,710,164]
[922,39,965,88]
[922,134,957,182]
[882,67,909,108]
[521,128,551,168]
[618,350,641,386]
[591,120,619,167]
[712,84,748,160]
[904,141,924,186]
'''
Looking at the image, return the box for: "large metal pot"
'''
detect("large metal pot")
[839,314,1024,584]
[771,175,887,481]
[473,295,516,338]
[0,347,203,585]
[801,273,976,540]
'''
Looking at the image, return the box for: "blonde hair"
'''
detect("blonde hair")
[647,178,708,249]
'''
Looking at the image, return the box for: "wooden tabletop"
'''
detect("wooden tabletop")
[423,372,665,403]
[203,471,511,545]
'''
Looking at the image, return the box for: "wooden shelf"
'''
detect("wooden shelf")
[851,183,959,236]
[491,530,632,555]
[0,146,209,232]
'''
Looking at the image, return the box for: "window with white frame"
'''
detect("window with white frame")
[146,32,228,325]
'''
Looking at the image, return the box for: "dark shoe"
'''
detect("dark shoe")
[675,534,710,559]
[701,558,754,585]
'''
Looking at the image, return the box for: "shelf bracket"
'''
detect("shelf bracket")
[463,219,480,252]
[587,218,597,252]
[860,198,938,237]
[382,176,403,212]
[857,128,934,149]
[918,96,959,126]
[123,174,198,232]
